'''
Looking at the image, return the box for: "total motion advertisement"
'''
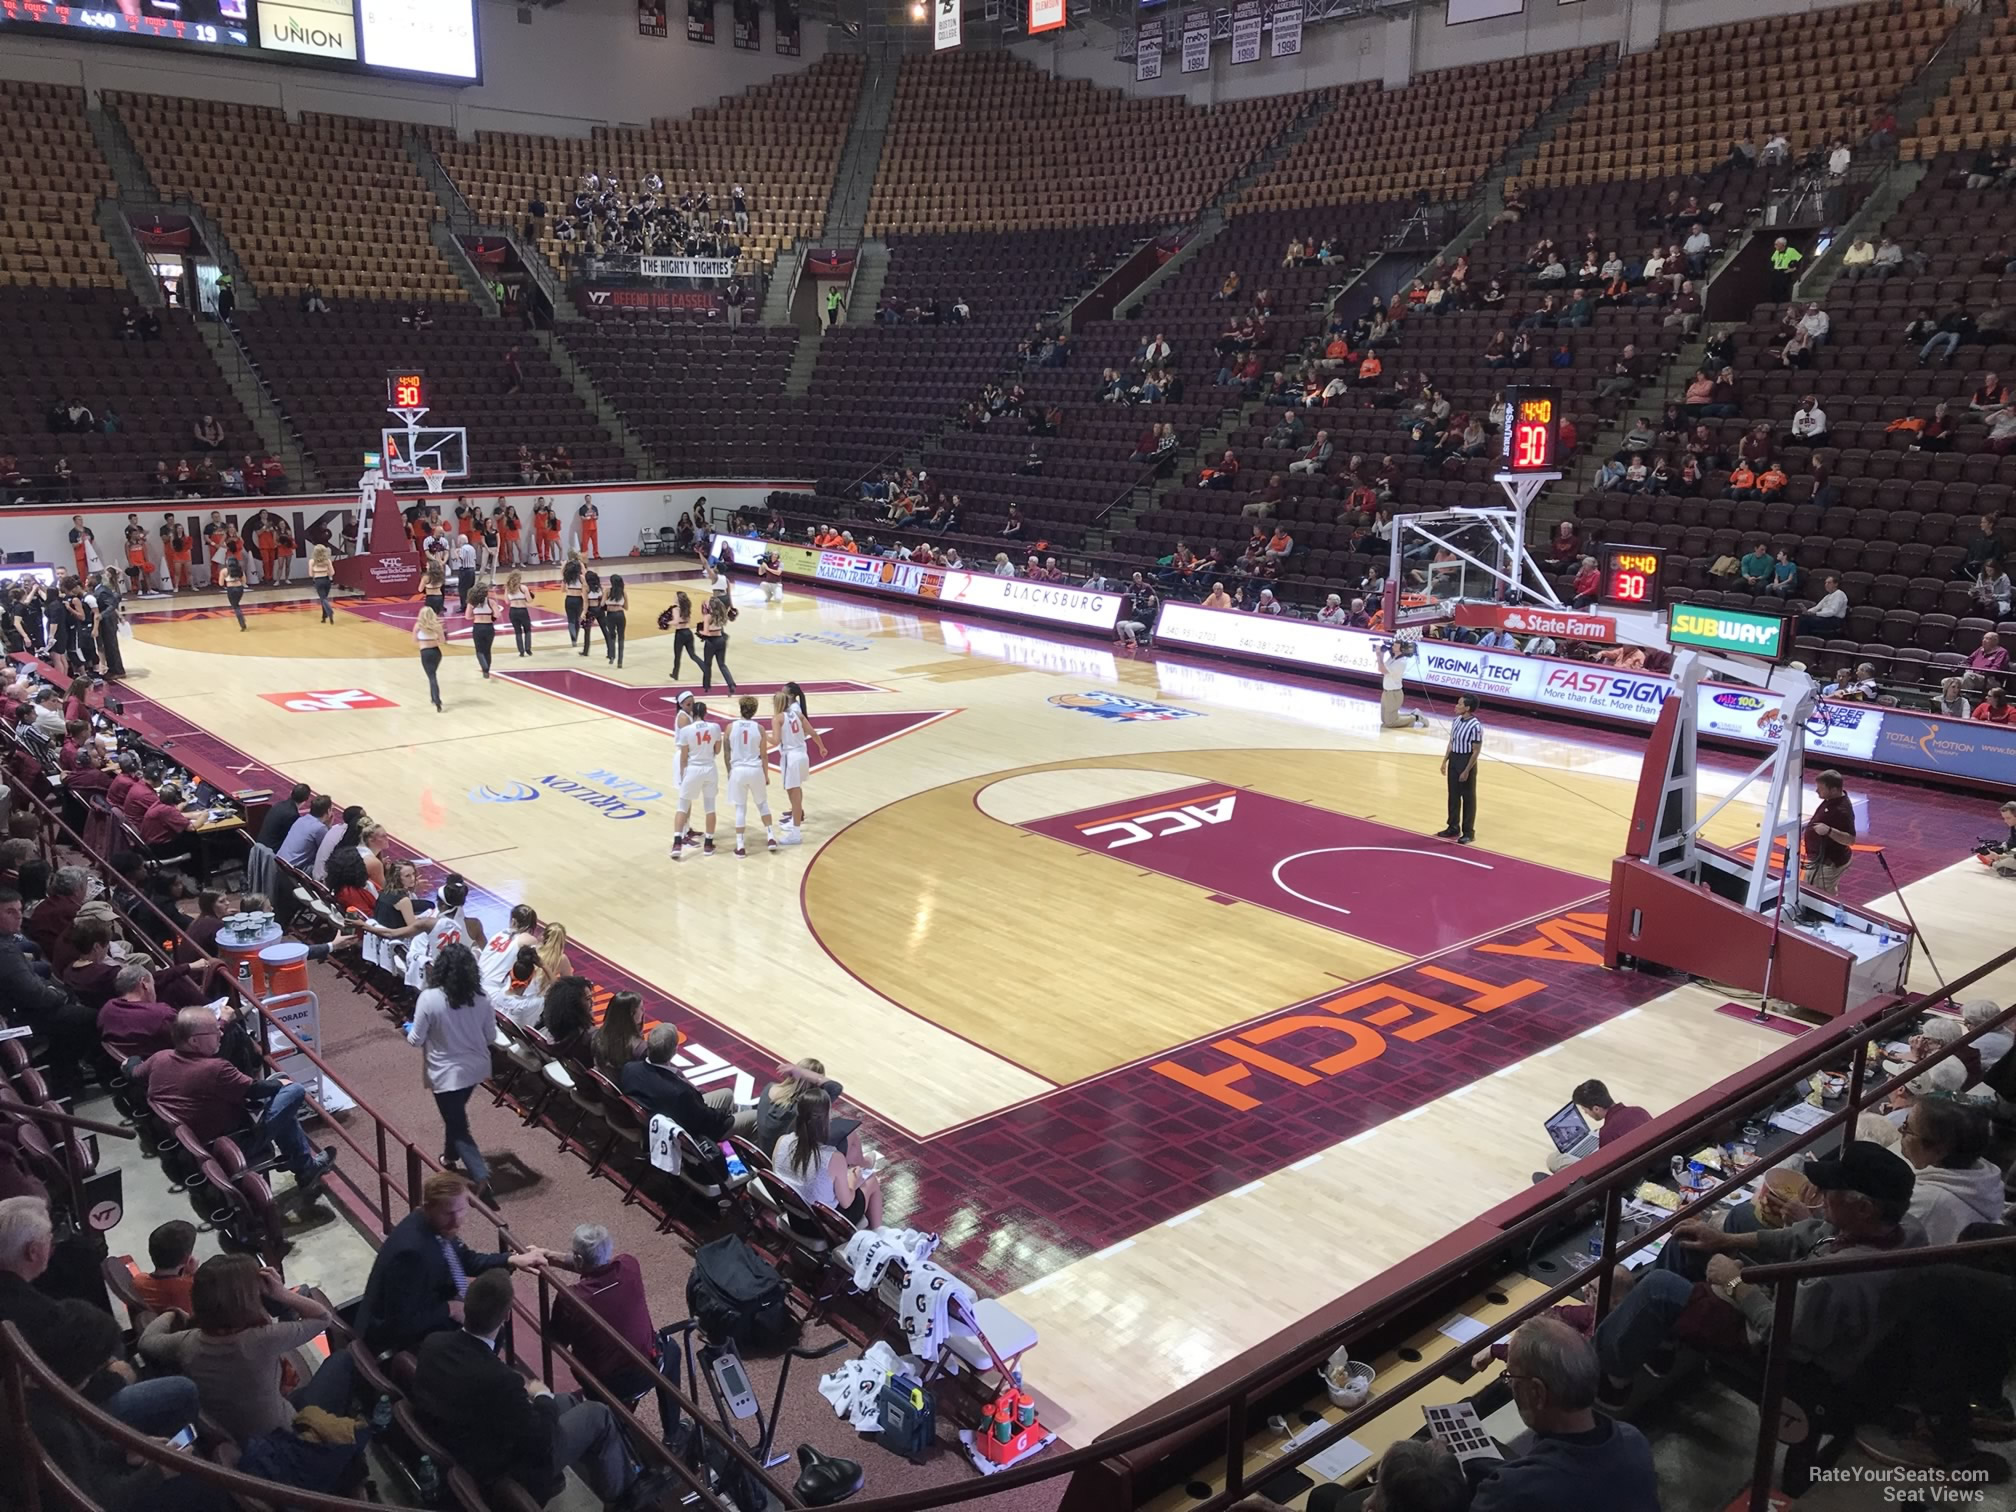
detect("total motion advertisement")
[712,537,2012,787]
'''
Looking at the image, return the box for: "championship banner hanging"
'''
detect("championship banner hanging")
[733,0,759,47]
[934,0,961,49]
[687,0,714,41]
[775,0,800,52]
[1136,16,1162,80]
[1229,0,1262,63]
[638,0,668,36]
[1181,8,1210,70]
[1269,0,1300,55]
[638,255,738,279]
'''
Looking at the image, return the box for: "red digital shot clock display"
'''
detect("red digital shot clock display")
[1599,543,1667,608]
[387,372,427,410]
[1500,387,1561,473]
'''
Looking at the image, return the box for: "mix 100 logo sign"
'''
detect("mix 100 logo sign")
[469,769,662,820]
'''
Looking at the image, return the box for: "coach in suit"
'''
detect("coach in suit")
[356,1172,557,1354]
[413,1268,643,1507]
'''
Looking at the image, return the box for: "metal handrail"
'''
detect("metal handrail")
[0,766,787,1511]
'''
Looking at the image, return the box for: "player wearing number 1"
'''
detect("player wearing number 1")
[726,696,779,856]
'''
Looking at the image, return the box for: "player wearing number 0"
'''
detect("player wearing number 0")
[726,696,779,856]
[670,700,720,861]
[771,686,827,840]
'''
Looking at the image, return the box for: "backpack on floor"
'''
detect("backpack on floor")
[686,1235,795,1351]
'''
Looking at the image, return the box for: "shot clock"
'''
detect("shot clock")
[386,372,427,411]
[1500,387,1562,474]
[1598,543,1667,608]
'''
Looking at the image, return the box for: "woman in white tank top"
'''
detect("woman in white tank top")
[772,1089,881,1230]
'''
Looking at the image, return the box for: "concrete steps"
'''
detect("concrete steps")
[762,240,808,326]
[820,55,898,245]
[197,321,320,491]
[406,132,577,321]
[535,330,655,479]
[94,200,163,310]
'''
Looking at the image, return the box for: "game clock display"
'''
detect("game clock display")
[0,0,249,45]
[1500,387,1562,473]
[1598,544,1666,608]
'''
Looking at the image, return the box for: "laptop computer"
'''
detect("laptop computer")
[1544,1101,1600,1160]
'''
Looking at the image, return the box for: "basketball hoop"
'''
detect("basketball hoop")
[421,467,445,494]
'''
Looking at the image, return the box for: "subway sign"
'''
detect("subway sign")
[1666,603,1791,663]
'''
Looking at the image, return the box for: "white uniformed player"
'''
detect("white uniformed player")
[725,695,779,856]
[670,700,720,860]
[771,684,828,841]
[669,689,701,845]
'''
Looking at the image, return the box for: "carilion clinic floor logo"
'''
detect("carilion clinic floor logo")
[468,769,661,820]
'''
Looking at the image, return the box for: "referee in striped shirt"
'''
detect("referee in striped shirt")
[1438,695,1484,844]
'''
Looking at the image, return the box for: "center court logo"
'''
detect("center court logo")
[468,770,660,820]
[1049,691,1201,722]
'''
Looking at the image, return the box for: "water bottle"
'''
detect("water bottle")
[1832,904,1846,928]
[719,1140,748,1180]
[1669,1155,1688,1188]
[415,1454,441,1505]
[370,1394,393,1432]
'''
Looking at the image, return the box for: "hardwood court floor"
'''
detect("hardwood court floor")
[118,569,1988,1443]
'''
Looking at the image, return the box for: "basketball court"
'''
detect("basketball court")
[114,565,1996,1442]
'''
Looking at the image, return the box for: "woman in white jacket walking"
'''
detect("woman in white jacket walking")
[407,940,497,1203]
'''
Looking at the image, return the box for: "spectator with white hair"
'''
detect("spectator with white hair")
[1887,1055,1969,1127]
[0,1195,201,1433]
[1963,999,2014,1072]
[1898,1093,2004,1245]
[551,1222,680,1448]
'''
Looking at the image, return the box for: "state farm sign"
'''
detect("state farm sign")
[1452,602,1617,644]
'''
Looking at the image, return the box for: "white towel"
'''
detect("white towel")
[895,1259,975,1362]
[816,1340,906,1431]
[647,1114,680,1173]
[841,1227,938,1292]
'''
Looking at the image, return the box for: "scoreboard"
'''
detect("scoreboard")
[386,371,427,411]
[1500,387,1562,474]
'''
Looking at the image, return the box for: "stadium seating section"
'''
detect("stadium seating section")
[1526,0,1949,185]
[1240,47,1604,212]
[866,51,1306,234]
[1908,13,2016,158]
[235,302,628,488]
[113,94,456,302]
[427,54,864,279]
[1,287,261,502]
[0,82,122,290]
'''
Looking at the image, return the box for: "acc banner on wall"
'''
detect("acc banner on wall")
[1269,0,1301,55]
[1229,0,1263,62]
[687,0,714,41]
[935,0,961,48]
[733,0,759,47]
[1181,8,1211,71]
[775,0,800,52]
[1136,16,1163,79]
[638,0,668,35]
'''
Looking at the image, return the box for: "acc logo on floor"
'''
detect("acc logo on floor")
[1048,692,1200,722]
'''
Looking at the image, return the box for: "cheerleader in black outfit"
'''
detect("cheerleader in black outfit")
[561,554,584,646]
[577,570,602,659]
[657,590,697,679]
[468,582,497,679]
[699,587,737,693]
[415,606,446,711]
[601,574,627,668]
[421,566,447,620]
[221,558,248,632]
[504,571,535,656]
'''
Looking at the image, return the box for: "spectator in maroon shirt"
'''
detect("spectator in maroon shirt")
[551,1224,681,1438]
[119,776,155,826]
[1964,630,2008,693]
[105,754,144,813]
[1803,768,1856,895]
[139,1007,332,1185]
[24,866,87,961]
[97,962,184,1062]
[1576,1079,1652,1147]
[138,784,195,848]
